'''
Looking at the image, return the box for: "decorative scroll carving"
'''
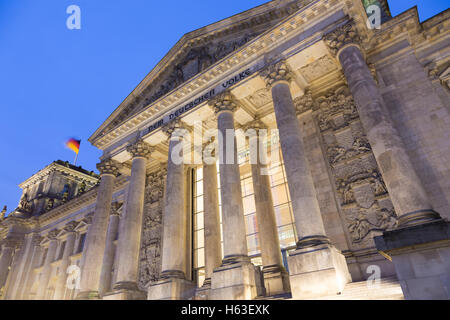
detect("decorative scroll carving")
[97,159,122,176]
[261,60,293,87]
[299,56,337,82]
[127,140,154,159]
[209,91,237,115]
[324,22,362,57]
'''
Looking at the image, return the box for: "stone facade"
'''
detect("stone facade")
[1,0,449,300]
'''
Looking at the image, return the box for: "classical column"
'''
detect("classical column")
[77,158,121,299]
[245,119,290,296]
[54,222,77,300]
[263,60,350,299]
[36,229,59,300]
[325,23,450,300]
[325,23,440,227]
[147,120,195,300]
[207,92,262,300]
[263,61,329,247]
[98,202,121,297]
[159,121,188,279]
[198,143,221,295]
[210,92,248,263]
[112,140,152,297]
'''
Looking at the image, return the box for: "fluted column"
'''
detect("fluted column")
[54,222,77,300]
[77,159,121,299]
[99,202,121,296]
[113,140,153,291]
[209,92,249,264]
[36,229,59,300]
[325,23,440,227]
[160,120,189,279]
[246,120,290,296]
[201,143,221,287]
[263,61,328,248]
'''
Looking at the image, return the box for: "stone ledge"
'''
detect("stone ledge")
[374,220,450,254]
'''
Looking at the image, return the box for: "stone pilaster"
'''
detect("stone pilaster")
[77,158,121,300]
[147,120,195,300]
[208,92,262,300]
[245,119,291,297]
[99,202,121,297]
[20,235,42,300]
[36,229,59,300]
[107,140,152,300]
[263,60,350,299]
[325,22,440,227]
[54,222,77,300]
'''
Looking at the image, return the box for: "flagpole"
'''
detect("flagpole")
[74,153,78,166]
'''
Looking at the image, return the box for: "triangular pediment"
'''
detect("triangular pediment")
[89,0,308,144]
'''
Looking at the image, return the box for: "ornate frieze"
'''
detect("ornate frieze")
[209,91,237,115]
[46,229,60,241]
[299,56,337,83]
[145,168,167,205]
[324,22,362,57]
[96,159,122,176]
[64,221,78,233]
[247,89,272,108]
[126,140,154,159]
[110,202,123,217]
[261,60,293,88]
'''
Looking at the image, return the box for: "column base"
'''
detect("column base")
[374,219,450,299]
[76,291,101,300]
[262,265,291,296]
[210,260,264,300]
[194,278,211,300]
[147,277,196,300]
[101,281,146,300]
[287,243,351,299]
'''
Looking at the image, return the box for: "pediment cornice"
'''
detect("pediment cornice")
[90,0,357,150]
[89,0,313,145]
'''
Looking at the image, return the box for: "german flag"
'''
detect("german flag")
[66,138,81,154]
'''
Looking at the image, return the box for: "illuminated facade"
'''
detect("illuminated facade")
[1,0,449,300]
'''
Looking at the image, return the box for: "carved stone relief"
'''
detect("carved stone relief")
[315,85,398,247]
[138,167,167,288]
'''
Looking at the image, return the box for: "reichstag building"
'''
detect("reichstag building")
[1,0,449,300]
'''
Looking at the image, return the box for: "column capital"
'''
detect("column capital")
[64,221,78,233]
[261,60,293,88]
[31,234,43,246]
[126,139,154,159]
[208,91,238,115]
[96,159,122,176]
[162,119,190,138]
[324,22,362,58]
[46,229,60,241]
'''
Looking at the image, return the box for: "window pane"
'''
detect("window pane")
[194,213,204,231]
[196,196,203,213]
[245,213,258,235]
[247,234,260,256]
[278,224,296,248]
[196,168,203,181]
[194,248,205,268]
[196,181,203,196]
[274,203,293,227]
[243,195,256,215]
[194,229,204,249]
[271,184,288,206]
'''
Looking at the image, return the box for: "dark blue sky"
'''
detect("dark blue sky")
[0,0,448,214]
